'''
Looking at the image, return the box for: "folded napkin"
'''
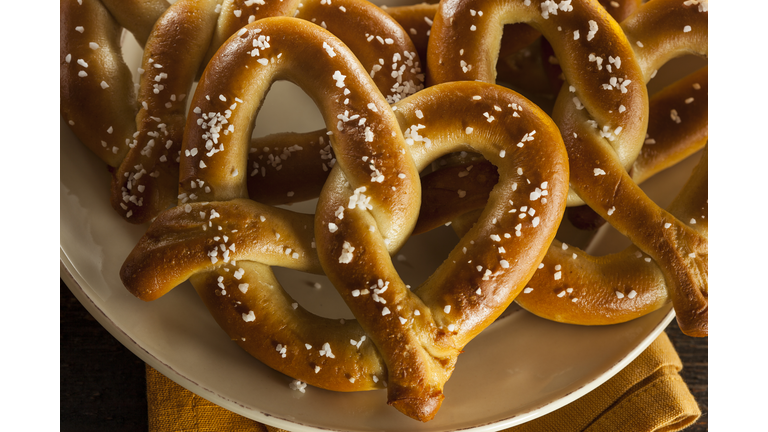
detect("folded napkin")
[146,332,700,432]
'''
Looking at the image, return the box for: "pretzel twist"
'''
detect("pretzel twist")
[122,17,569,421]
[62,0,425,223]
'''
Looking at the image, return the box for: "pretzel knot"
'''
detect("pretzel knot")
[422,0,708,336]
[121,17,569,421]
[61,0,424,223]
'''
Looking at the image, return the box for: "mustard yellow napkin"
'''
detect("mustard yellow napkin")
[146,332,700,432]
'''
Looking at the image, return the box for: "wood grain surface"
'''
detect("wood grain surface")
[60,279,707,431]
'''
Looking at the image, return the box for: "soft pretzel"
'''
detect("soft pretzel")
[428,0,648,196]
[546,0,707,336]
[121,0,426,223]
[121,17,569,421]
[62,0,425,223]
[383,0,638,96]
[420,0,708,335]
[394,66,707,327]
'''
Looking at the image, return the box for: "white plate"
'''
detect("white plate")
[60,12,704,431]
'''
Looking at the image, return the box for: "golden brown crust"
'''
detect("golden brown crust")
[60,0,141,168]
[123,18,569,421]
[63,0,425,224]
[411,0,708,335]
[631,69,708,184]
[621,0,708,81]
[548,0,707,335]
[100,0,170,46]
[383,3,438,65]
[427,0,649,207]
[537,0,642,96]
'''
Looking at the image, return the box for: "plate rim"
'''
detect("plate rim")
[61,248,675,432]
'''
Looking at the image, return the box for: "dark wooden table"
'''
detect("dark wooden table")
[60,279,707,431]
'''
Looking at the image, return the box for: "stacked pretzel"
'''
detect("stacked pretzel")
[424,0,708,336]
[61,0,425,223]
[62,0,708,422]
[249,0,709,336]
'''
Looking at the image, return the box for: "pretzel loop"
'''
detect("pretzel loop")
[427,0,648,203]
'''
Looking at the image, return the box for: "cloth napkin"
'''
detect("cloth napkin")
[146,332,700,432]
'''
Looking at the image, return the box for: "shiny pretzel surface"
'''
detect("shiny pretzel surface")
[121,16,570,421]
[245,0,709,336]
[422,0,708,335]
[61,0,424,223]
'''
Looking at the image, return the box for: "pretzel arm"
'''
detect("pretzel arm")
[517,149,707,326]
[61,0,138,167]
[621,0,708,82]
[191,259,389,391]
[204,0,302,67]
[383,3,438,64]
[556,94,707,334]
[568,64,708,229]
[631,67,707,184]
[538,0,642,95]
[295,0,425,104]
[121,199,321,301]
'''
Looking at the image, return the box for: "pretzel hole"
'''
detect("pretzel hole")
[120,26,200,127]
[120,29,143,91]
[495,35,557,114]
[645,55,707,97]
[252,81,325,138]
